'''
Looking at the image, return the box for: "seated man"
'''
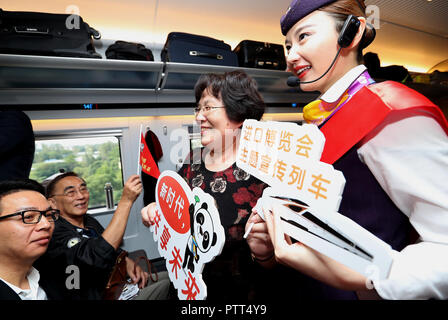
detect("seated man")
[0,179,59,300]
[35,172,169,300]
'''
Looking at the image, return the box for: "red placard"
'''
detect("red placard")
[156,175,190,234]
[140,133,160,178]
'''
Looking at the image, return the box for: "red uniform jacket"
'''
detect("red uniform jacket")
[320,81,448,164]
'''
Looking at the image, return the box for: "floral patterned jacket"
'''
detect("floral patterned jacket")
[178,148,268,300]
[180,148,267,241]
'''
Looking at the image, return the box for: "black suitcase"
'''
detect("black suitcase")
[0,8,101,58]
[161,32,238,67]
[106,40,154,61]
[233,40,287,70]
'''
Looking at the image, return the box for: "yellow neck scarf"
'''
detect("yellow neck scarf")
[303,90,349,125]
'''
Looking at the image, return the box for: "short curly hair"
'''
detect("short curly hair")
[194,70,266,123]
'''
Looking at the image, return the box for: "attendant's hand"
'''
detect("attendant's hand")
[264,204,368,291]
[141,202,158,228]
[264,203,303,266]
[121,175,142,203]
[245,209,274,265]
[125,257,149,289]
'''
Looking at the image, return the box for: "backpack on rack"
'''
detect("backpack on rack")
[105,40,154,61]
[233,40,287,70]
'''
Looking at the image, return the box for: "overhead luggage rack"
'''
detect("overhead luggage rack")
[0,54,164,105]
[0,53,317,107]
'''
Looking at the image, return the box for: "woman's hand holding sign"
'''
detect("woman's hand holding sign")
[141,202,157,228]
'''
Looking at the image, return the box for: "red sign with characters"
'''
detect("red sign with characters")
[139,132,160,179]
[157,175,190,234]
[153,170,225,300]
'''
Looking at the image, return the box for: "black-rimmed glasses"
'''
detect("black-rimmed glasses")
[194,104,225,115]
[0,209,60,224]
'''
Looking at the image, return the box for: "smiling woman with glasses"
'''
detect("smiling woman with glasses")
[141,70,275,300]
[191,71,266,154]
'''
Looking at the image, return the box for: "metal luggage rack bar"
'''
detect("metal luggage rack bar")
[0,53,316,107]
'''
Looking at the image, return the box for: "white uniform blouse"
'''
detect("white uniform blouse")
[325,65,448,299]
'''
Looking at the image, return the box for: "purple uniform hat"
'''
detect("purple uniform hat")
[280,0,337,35]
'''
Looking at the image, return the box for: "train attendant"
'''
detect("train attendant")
[246,0,448,299]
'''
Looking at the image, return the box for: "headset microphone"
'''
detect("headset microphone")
[287,76,301,87]
[287,15,360,88]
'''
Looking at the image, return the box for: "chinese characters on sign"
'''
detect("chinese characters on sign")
[237,120,345,212]
[153,171,225,300]
[243,120,394,281]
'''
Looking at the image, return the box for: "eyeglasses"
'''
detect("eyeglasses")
[51,186,89,198]
[0,208,60,224]
[194,104,225,115]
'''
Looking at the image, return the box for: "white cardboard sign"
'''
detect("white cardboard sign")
[254,188,393,280]
[237,119,345,212]
[238,120,393,281]
[152,170,225,300]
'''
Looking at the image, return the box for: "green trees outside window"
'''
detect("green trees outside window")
[30,137,124,209]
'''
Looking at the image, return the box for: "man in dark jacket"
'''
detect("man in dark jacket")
[0,111,35,181]
[35,171,169,300]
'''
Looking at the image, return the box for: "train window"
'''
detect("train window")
[30,136,123,209]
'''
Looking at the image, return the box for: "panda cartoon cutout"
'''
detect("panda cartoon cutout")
[184,200,218,273]
[153,170,225,300]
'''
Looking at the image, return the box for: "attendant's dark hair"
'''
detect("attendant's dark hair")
[319,0,376,62]
[194,70,266,123]
[45,171,82,198]
[0,179,45,211]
